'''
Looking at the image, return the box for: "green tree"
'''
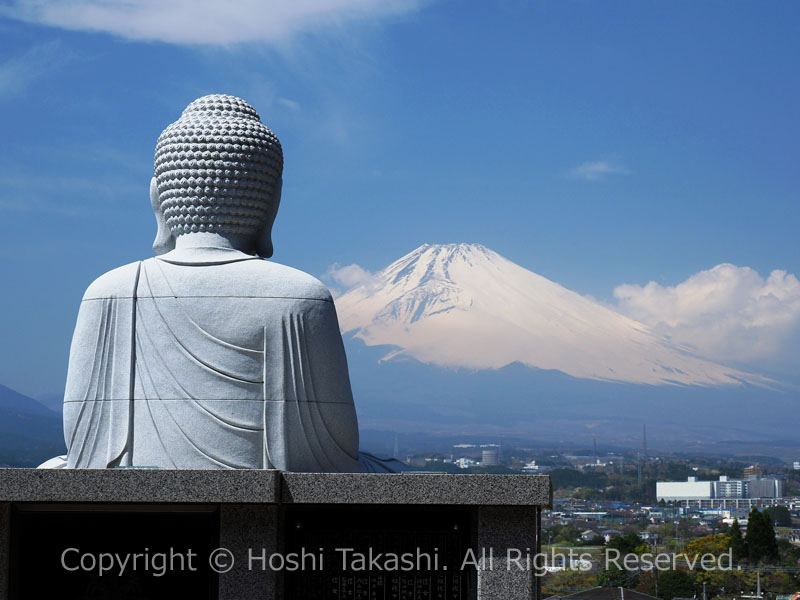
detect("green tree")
[765,572,797,594]
[656,569,695,600]
[542,570,597,595]
[597,566,634,588]
[777,538,800,565]
[549,524,582,545]
[746,508,778,564]
[635,571,657,597]
[699,565,758,598]
[728,519,747,561]
[766,506,792,527]
[607,532,645,556]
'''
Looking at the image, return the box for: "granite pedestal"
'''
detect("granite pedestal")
[0,470,551,599]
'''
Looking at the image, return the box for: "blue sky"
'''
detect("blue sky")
[0,0,798,398]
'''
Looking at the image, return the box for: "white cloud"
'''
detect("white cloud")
[569,159,630,181]
[613,264,800,365]
[1,0,427,46]
[278,97,301,111]
[325,263,376,290]
[0,40,70,99]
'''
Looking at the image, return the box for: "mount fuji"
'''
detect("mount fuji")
[335,243,762,387]
[333,244,798,445]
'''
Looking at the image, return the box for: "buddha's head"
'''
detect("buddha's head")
[151,94,283,257]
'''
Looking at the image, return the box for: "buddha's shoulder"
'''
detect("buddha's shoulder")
[83,261,143,300]
[158,257,333,301]
[82,259,334,302]
[215,259,333,301]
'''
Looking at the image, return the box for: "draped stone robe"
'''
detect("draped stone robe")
[62,247,389,472]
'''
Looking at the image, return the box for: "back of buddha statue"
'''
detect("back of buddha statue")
[64,254,362,471]
[56,94,374,472]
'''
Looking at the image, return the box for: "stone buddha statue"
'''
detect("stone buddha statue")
[44,94,401,472]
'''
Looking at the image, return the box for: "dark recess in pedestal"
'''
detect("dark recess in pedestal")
[284,506,473,600]
[10,506,219,600]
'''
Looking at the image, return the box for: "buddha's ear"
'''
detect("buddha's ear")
[255,176,282,259]
[151,177,175,255]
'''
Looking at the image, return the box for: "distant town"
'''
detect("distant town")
[389,434,800,600]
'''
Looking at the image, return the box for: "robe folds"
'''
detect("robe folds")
[60,248,398,472]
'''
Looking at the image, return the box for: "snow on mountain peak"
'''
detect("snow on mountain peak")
[334,244,764,386]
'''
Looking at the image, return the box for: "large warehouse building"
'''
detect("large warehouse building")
[656,475,783,502]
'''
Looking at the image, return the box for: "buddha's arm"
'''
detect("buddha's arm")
[262,296,360,471]
[307,298,357,403]
[63,263,140,467]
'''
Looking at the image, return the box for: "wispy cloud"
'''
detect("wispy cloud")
[613,264,800,366]
[569,159,630,181]
[0,40,71,100]
[0,170,143,215]
[323,262,378,297]
[1,0,428,46]
[278,97,301,111]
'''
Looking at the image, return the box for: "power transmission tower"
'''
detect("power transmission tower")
[642,424,647,461]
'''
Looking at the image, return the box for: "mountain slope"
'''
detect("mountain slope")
[335,243,763,386]
[344,336,796,444]
[0,384,58,416]
[0,384,65,467]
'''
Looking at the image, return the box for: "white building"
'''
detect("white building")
[522,460,540,473]
[657,475,783,501]
[716,476,745,498]
[656,477,714,501]
[747,476,783,498]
